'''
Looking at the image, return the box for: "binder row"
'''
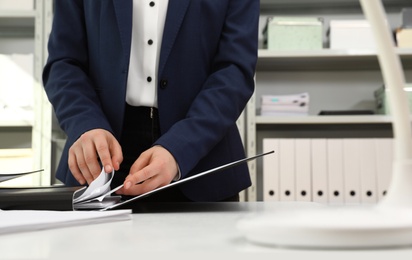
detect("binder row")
[263,138,394,204]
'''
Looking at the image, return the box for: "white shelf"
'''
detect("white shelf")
[0,10,35,18]
[260,0,410,10]
[256,115,394,125]
[257,49,412,71]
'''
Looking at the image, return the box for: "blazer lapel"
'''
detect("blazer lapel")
[113,0,133,62]
[159,0,190,76]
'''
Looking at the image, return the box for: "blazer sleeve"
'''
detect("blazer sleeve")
[42,0,114,145]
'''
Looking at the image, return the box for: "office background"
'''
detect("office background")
[1,0,412,203]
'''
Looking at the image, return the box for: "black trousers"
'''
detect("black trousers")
[111,103,239,203]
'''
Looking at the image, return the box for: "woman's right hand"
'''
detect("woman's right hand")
[68,129,123,185]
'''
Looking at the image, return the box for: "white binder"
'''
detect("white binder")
[263,138,280,201]
[375,138,393,201]
[311,138,328,203]
[279,139,296,201]
[295,139,312,201]
[327,139,344,204]
[359,139,378,204]
[343,138,362,204]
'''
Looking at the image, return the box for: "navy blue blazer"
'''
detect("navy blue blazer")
[43,0,259,201]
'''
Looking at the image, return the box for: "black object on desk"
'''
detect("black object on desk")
[0,186,82,211]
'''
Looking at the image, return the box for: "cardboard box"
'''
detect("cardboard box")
[396,28,412,48]
[0,0,33,11]
[375,84,412,115]
[263,17,323,51]
[329,20,376,50]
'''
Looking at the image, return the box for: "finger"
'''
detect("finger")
[118,175,162,196]
[108,138,123,171]
[76,153,95,185]
[68,148,86,185]
[124,165,155,190]
[94,138,114,173]
[82,141,102,180]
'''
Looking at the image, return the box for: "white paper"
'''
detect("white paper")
[73,168,114,204]
[0,209,131,235]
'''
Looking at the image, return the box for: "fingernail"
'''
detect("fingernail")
[104,165,112,173]
[124,181,132,189]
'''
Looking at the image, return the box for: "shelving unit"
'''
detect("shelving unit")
[0,1,53,186]
[245,0,412,201]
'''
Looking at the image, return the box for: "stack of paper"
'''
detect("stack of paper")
[73,168,122,210]
[0,209,131,235]
[260,93,309,116]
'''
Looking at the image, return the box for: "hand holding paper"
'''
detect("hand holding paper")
[73,168,121,210]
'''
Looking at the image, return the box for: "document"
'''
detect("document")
[0,209,131,235]
[73,151,274,211]
[0,169,43,183]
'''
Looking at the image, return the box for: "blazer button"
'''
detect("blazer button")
[160,79,168,89]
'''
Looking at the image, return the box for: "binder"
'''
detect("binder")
[342,139,361,204]
[294,139,312,201]
[0,186,80,211]
[375,138,393,201]
[1,152,274,211]
[279,139,296,201]
[263,138,280,201]
[359,139,378,204]
[327,139,344,204]
[311,138,328,203]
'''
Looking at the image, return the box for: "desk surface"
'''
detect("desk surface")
[1,202,412,260]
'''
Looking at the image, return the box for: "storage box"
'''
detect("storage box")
[375,84,412,115]
[396,28,412,48]
[402,8,412,28]
[329,20,376,50]
[0,0,33,10]
[263,17,323,51]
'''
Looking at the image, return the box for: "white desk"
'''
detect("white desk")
[1,202,412,260]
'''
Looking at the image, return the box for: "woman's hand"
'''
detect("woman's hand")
[117,145,178,196]
[68,129,123,185]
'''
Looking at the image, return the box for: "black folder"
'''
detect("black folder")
[0,186,81,211]
[0,151,274,211]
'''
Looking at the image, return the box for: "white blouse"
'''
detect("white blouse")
[126,0,169,108]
